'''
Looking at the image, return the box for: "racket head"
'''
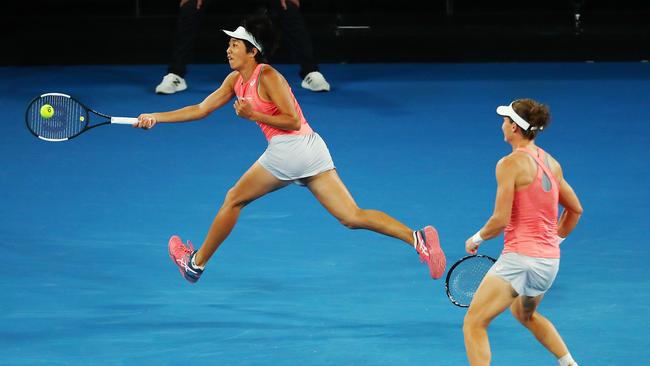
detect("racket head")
[445,254,497,308]
[25,93,90,142]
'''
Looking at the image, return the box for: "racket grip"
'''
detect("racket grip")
[111,117,139,124]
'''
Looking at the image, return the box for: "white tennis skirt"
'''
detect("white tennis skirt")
[487,252,560,297]
[258,133,335,183]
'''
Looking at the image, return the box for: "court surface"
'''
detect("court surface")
[1,62,648,365]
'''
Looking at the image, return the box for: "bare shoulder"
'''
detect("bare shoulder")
[495,154,519,173]
[261,65,287,84]
[223,71,240,86]
[500,151,527,168]
[544,150,561,168]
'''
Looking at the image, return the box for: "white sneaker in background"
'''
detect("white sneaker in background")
[301,71,331,92]
[155,73,188,94]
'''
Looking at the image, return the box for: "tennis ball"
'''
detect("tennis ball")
[40,104,54,119]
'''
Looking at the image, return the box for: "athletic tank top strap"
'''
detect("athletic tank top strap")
[515,147,557,186]
[251,63,264,85]
[233,63,313,141]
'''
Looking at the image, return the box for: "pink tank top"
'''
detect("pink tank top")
[233,63,313,141]
[503,147,560,259]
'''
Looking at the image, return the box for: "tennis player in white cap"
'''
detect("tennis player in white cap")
[462,98,583,366]
[134,15,446,284]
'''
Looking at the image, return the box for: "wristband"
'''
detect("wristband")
[557,236,566,245]
[471,230,484,245]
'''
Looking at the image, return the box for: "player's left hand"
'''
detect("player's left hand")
[234,98,255,120]
[465,237,479,255]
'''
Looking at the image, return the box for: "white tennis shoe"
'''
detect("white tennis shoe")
[155,73,188,94]
[301,71,330,92]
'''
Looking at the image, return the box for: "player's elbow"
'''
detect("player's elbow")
[288,115,301,131]
[573,203,584,216]
[490,216,509,232]
[195,105,210,119]
[566,202,583,217]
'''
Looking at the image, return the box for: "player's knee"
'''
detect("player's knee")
[338,208,364,229]
[223,187,248,209]
[510,306,529,324]
[463,311,487,330]
[515,311,535,326]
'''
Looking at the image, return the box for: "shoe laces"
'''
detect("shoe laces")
[305,72,325,84]
[163,73,181,83]
[175,241,199,274]
[172,237,192,256]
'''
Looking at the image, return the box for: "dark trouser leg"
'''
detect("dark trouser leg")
[269,2,319,79]
[168,0,208,77]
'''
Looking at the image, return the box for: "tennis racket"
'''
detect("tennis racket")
[25,93,138,142]
[445,254,497,307]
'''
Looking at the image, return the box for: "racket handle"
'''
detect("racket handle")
[111,117,139,125]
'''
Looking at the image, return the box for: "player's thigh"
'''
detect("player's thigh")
[465,275,518,326]
[227,162,290,205]
[304,169,359,218]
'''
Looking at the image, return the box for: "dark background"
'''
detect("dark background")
[4,0,650,66]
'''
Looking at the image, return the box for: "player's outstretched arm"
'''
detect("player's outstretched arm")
[134,72,238,129]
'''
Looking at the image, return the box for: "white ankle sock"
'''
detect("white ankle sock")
[191,253,205,270]
[558,353,577,366]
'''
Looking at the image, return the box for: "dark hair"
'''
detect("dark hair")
[240,15,279,63]
[511,98,551,140]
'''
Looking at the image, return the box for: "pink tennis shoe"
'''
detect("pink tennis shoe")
[415,226,446,279]
[168,235,203,283]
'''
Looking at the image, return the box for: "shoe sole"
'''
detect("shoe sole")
[155,86,187,95]
[424,226,446,279]
[301,86,330,92]
[300,82,330,92]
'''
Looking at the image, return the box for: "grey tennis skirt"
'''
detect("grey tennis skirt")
[258,133,335,184]
[487,252,560,297]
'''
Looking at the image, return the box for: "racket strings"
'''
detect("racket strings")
[26,96,88,140]
[448,257,495,306]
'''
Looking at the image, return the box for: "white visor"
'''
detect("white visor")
[223,26,263,53]
[496,102,536,131]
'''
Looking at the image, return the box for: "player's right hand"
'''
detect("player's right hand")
[134,114,157,129]
[465,237,479,255]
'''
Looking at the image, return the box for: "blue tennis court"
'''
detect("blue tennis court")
[1,62,648,365]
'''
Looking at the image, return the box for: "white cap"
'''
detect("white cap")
[496,102,541,131]
[223,26,263,53]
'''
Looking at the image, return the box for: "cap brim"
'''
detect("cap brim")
[222,29,239,39]
[495,103,531,130]
[222,26,263,53]
[496,105,510,116]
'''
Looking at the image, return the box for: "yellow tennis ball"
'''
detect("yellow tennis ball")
[40,104,54,119]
